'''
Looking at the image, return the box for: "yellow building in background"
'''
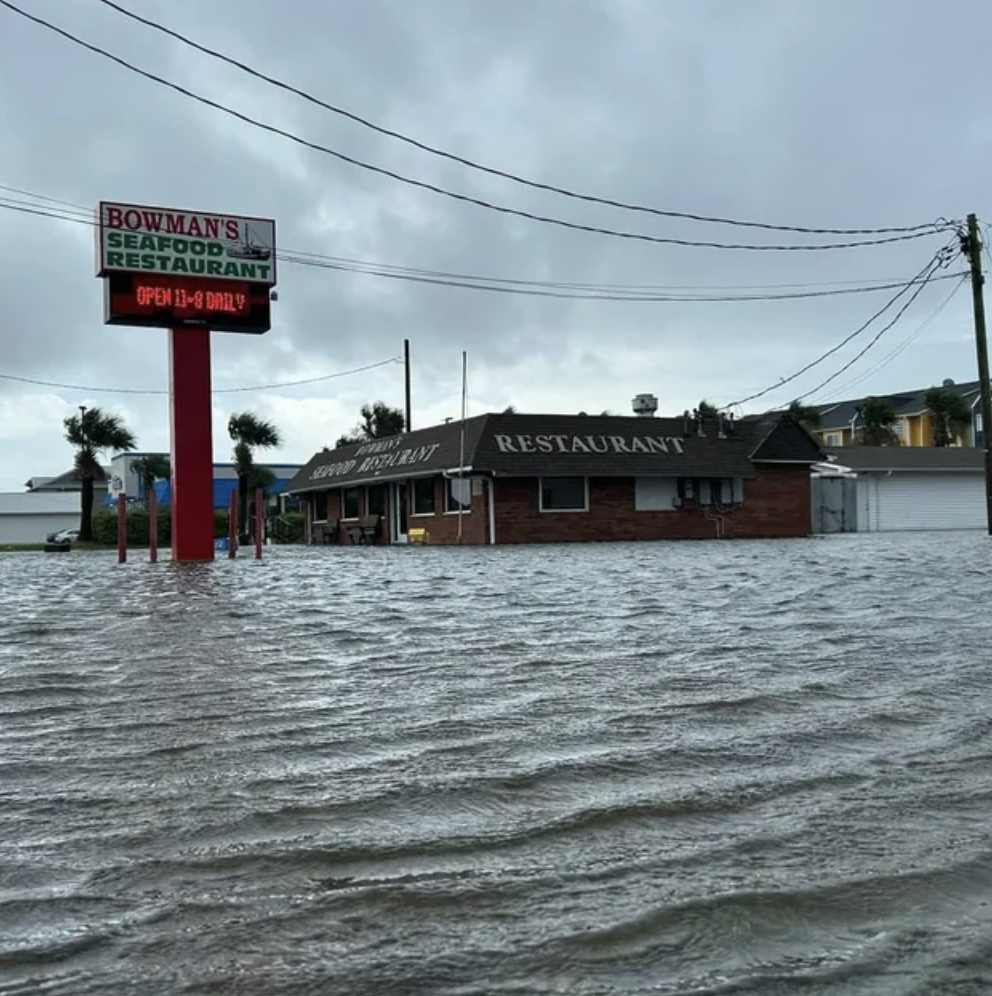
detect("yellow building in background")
[809,378,983,449]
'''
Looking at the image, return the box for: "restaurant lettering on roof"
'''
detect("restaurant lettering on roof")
[494,434,685,455]
[283,408,825,547]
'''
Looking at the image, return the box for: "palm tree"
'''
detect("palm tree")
[924,386,973,447]
[245,464,278,535]
[129,453,171,506]
[697,400,720,418]
[228,412,282,541]
[788,399,821,431]
[63,407,137,542]
[858,396,899,446]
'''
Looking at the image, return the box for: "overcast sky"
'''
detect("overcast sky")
[1,0,989,489]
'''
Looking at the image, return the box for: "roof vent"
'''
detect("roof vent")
[632,393,658,418]
[943,378,955,388]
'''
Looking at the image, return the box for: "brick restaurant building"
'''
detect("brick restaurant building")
[284,410,825,545]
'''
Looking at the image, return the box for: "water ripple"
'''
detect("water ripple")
[1,532,991,994]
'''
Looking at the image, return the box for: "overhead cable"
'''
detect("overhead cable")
[0,357,402,396]
[0,0,952,253]
[0,197,967,304]
[808,275,968,404]
[95,0,937,239]
[792,255,959,402]
[725,240,960,409]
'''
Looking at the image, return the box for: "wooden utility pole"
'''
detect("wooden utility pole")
[403,338,412,433]
[965,213,992,535]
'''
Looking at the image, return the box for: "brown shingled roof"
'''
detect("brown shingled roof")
[285,412,823,494]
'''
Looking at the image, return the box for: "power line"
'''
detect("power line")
[7,184,954,293]
[0,196,968,303]
[809,275,968,404]
[282,243,958,293]
[792,253,959,402]
[279,246,965,303]
[94,0,937,240]
[0,0,951,253]
[727,241,960,410]
[0,182,90,211]
[0,357,402,396]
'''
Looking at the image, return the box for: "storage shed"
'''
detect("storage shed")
[819,446,986,532]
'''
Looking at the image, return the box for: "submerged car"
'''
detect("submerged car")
[46,529,80,544]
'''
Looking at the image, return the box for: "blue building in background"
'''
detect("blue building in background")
[105,453,304,512]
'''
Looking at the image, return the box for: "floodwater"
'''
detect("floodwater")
[1,533,992,995]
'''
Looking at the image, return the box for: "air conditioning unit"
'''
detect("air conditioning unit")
[632,393,659,417]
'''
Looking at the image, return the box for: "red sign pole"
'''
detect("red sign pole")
[169,327,215,562]
[148,485,158,563]
[254,487,264,559]
[117,492,127,564]
[229,488,238,559]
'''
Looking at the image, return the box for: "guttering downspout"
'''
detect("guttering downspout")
[487,474,496,546]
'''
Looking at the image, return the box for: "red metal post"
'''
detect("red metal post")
[148,485,158,563]
[254,487,264,559]
[169,327,215,562]
[228,488,238,559]
[117,491,127,564]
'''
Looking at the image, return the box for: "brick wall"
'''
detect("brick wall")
[493,465,811,544]
[405,476,488,545]
[308,476,489,545]
[306,465,811,546]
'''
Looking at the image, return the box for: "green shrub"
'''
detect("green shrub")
[91,507,235,546]
[92,507,170,546]
[277,511,306,543]
[214,510,230,537]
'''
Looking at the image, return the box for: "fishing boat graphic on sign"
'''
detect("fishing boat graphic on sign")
[224,223,273,262]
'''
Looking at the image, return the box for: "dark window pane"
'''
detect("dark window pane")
[412,478,435,515]
[343,487,361,519]
[367,485,386,517]
[540,477,587,511]
[313,491,328,521]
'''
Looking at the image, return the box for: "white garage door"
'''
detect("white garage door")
[0,513,79,544]
[862,473,985,531]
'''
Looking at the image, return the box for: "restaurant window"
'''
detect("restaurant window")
[366,485,386,518]
[313,490,328,522]
[825,433,842,447]
[445,477,472,513]
[411,477,436,516]
[342,487,361,520]
[539,477,588,512]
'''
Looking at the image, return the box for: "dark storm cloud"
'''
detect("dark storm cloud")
[0,0,989,487]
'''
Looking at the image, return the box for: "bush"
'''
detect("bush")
[92,508,168,546]
[279,511,305,543]
[91,507,232,546]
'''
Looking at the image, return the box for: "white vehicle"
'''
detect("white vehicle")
[48,529,80,544]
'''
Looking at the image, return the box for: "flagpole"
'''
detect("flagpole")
[457,350,467,545]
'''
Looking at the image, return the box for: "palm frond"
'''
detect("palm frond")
[228,411,282,449]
